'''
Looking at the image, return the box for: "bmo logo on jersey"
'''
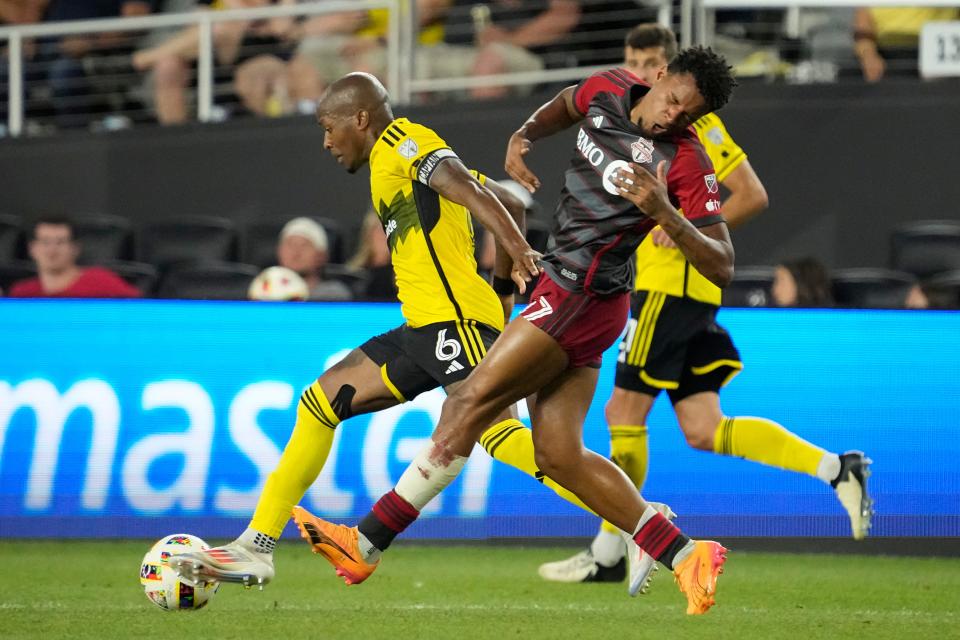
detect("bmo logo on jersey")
[576,128,605,167]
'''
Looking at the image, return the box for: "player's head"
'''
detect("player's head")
[316,72,394,173]
[28,215,80,275]
[623,23,677,85]
[634,46,735,139]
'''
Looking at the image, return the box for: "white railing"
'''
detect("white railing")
[0,0,408,137]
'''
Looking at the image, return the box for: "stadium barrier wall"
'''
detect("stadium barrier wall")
[1,300,957,540]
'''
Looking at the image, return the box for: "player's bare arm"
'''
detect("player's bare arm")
[614,160,734,287]
[717,159,768,228]
[505,85,583,193]
[485,178,530,321]
[427,158,541,291]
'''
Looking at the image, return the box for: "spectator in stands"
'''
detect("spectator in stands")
[276,217,352,301]
[347,209,395,301]
[905,281,959,310]
[41,0,153,129]
[8,216,140,298]
[772,257,833,307]
[132,0,305,123]
[853,7,960,82]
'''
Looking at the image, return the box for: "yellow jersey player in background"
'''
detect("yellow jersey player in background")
[170,72,541,590]
[499,24,874,593]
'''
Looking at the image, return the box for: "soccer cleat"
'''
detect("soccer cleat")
[831,450,874,540]
[169,542,274,590]
[624,501,677,597]
[672,540,727,615]
[292,505,379,585]
[537,549,626,583]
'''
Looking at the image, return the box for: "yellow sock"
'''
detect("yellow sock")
[250,380,340,538]
[713,416,825,476]
[600,424,649,535]
[480,418,595,515]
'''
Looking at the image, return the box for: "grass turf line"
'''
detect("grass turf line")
[0,541,955,640]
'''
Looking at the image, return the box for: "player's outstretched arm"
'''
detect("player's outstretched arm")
[614,161,734,287]
[428,159,541,292]
[505,86,582,193]
[485,178,530,321]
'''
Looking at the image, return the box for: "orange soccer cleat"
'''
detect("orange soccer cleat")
[292,506,379,585]
[672,540,727,615]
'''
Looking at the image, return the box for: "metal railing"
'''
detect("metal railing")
[0,0,407,137]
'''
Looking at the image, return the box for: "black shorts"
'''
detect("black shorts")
[360,320,500,401]
[614,291,742,404]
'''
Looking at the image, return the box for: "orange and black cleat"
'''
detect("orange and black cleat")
[292,505,379,585]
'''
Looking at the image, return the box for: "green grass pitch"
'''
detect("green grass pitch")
[0,541,956,640]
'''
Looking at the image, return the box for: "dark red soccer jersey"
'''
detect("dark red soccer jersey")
[9,267,141,298]
[540,68,724,296]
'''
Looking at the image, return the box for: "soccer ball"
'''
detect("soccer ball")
[248,266,310,301]
[140,534,219,611]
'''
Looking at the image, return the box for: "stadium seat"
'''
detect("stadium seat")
[325,263,370,298]
[0,214,23,263]
[139,216,238,269]
[722,266,775,307]
[0,260,37,294]
[102,260,159,296]
[831,268,916,308]
[890,220,960,279]
[924,270,960,309]
[74,214,133,264]
[157,261,260,300]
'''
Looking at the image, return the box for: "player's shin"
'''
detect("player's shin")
[248,380,341,546]
[356,441,468,560]
[712,416,827,477]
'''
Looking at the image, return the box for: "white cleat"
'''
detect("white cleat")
[537,549,626,583]
[832,450,874,540]
[624,501,677,597]
[170,542,275,589]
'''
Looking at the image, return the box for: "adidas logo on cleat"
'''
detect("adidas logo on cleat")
[444,361,464,374]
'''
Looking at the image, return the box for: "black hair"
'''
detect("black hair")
[667,46,736,113]
[31,215,75,240]
[624,23,678,62]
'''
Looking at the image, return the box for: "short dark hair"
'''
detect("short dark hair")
[31,215,75,240]
[624,23,678,62]
[667,46,736,113]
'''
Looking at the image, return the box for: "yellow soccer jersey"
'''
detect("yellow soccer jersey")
[368,118,504,331]
[634,113,746,305]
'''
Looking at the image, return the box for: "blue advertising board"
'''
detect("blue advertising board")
[1,300,958,539]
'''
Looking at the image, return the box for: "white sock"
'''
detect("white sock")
[631,504,659,536]
[394,443,468,511]
[671,539,697,568]
[237,527,276,556]
[590,529,626,567]
[357,530,381,563]
[816,453,842,484]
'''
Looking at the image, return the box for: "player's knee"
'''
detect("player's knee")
[532,438,581,480]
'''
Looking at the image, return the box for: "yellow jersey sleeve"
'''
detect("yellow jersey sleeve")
[693,113,746,182]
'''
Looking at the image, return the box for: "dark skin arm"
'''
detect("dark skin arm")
[483,178,528,323]
[613,160,735,287]
[428,159,540,293]
[504,85,580,193]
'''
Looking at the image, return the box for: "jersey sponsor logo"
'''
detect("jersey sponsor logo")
[704,174,719,194]
[444,360,465,375]
[521,295,554,321]
[631,137,654,164]
[398,138,419,160]
[591,115,604,128]
[576,128,605,167]
[706,199,721,212]
[560,268,579,281]
[384,219,398,238]
[435,329,462,362]
[601,159,633,196]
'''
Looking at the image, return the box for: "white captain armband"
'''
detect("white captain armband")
[416,148,458,185]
